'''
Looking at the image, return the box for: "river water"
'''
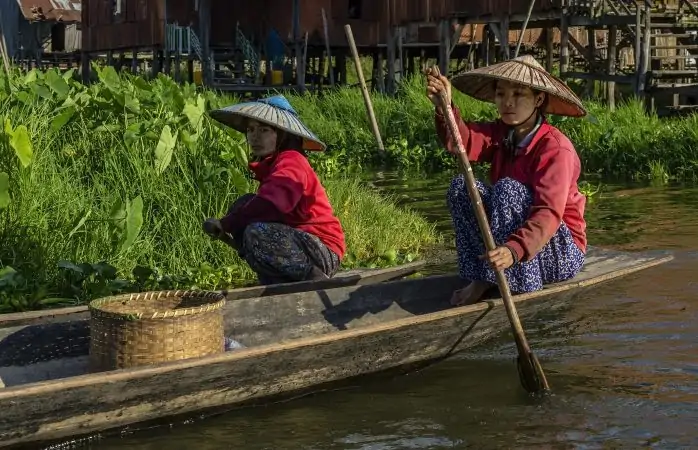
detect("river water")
[80,173,698,449]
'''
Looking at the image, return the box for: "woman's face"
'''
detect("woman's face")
[246,120,278,157]
[494,80,545,126]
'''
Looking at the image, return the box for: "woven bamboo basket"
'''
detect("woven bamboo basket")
[88,290,226,372]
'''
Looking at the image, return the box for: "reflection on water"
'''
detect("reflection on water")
[83,174,698,449]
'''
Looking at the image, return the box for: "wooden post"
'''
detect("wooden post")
[586,28,596,98]
[198,0,211,86]
[321,8,335,87]
[483,25,491,65]
[637,4,650,96]
[560,10,570,77]
[439,20,451,75]
[386,27,396,95]
[397,26,404,82]
[545,27,554,72]
[132,49,138,74]
[607,25,617,110]
[297,32,308,92]
[500,16,510,60]
[633,2,642,95]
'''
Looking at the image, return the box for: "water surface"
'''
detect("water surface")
[81,174,698,449]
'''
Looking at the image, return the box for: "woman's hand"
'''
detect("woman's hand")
[480,246,516,271]
[425,67,452,112]
[203,218,224,239]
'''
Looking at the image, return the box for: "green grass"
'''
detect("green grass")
[0,65,440,313]
[285,74,698,182]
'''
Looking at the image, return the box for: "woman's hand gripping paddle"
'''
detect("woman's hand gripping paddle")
[429,65,550,395]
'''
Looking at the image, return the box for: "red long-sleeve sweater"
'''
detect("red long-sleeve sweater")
[435,103,587,262]
[220,149,346,259]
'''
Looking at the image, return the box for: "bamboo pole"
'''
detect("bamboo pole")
[344,24,385,154]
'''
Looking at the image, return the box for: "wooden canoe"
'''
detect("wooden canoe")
[0,247,672,448]
[0,260,426,328]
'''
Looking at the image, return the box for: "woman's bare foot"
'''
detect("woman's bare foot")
[450,280,494,306]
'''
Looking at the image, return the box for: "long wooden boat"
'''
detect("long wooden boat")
[0,260,426,328]
[0,247,672,448]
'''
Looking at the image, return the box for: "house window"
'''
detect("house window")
[348,0,362,19]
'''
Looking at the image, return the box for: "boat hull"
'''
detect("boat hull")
[0,248,673,447]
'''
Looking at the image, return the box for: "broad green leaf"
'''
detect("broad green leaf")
[57,260,84,274]
[0,172,9,208]
[123,121,147,146]
[183,96,205,132]
[230,167,250,193]
[124,93,140,113]
[109,198,126,228]
[121,196,144,253]
[67,209,92,238]
[98,66,121,92]
[51,106,76,133]
[93,261,118,280]
[23,69,38,84]
[62,68,75,81]
[45,70,70,99]
[154,125,176,174]
[30,82,53,100]
[10,125,33,168]
[15,91,32,105]
[94,123,121,133]
[180,129,199,152]
[132,76,152,92]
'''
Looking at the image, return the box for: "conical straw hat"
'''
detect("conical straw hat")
[450,55,587,118]
[209,95,326,151]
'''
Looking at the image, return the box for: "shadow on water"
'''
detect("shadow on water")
[78,174,698,449]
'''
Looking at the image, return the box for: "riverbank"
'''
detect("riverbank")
[292,75,698,182]
[0,67,440,313]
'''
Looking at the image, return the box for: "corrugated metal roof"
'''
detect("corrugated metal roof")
[16,0,81,23]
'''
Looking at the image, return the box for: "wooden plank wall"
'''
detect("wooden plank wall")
[82,0,162,52]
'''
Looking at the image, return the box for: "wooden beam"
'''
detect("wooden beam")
[563,72,635,83]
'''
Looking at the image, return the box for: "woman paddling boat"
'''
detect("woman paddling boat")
[204,95,346,286]
[426,55,588,306]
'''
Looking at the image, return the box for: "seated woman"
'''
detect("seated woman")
[426,55,587,306]
[204,95,346,286]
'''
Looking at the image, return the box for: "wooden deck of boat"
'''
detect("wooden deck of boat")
[0,247,674,448]
[0,260,426,328]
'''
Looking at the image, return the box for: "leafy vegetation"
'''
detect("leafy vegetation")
[289,75,698,183]
[0,66,439,313]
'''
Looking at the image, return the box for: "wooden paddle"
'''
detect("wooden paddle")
[429,65,550,394]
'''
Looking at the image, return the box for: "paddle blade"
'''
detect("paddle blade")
[517,351,550,394]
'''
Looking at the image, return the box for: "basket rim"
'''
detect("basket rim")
[88,289,226,320]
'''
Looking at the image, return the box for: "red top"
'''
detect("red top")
[435,104,587,262]
[220,149,346,259]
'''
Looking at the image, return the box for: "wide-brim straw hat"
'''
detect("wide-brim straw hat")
[209,94,326,151]
[450,55,587,118]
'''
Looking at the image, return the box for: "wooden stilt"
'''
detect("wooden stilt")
[386,27,396,95]
[586,27,596,98]
[608,25,618,110]
[560,11,570,77]
[545,27,554,72]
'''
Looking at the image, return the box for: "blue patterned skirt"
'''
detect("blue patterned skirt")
[223,194,340,285]
[446,176,585,294]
